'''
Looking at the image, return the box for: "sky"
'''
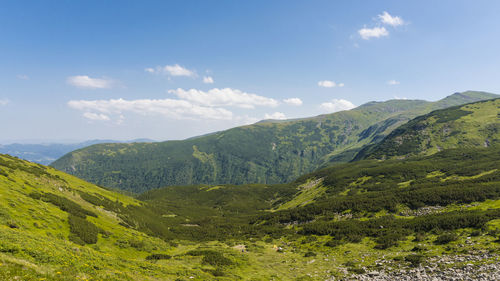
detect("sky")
[1,0,500,143]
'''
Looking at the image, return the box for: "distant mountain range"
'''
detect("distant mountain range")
[0,139,155,165]
[51,91,498,192]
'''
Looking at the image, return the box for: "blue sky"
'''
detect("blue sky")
[1,0,500,142]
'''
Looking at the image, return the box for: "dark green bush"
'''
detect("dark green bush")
[68,214,99,245]
[405,254,424,267]
[434,232,458,245]
[324,239,342,248]
[304,251,316,257]
[145,254,172,261]
[29,192,96,218]
[186,250,232,267]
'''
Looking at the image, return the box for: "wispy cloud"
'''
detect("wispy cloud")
[69,98,233,121]
[393,96,408,100]
[145,64,195,77]
[357,11,405,40]
[387,80,400,85]
[264,112,286,120]
[69,86,281,124]
[67,75,114,89]
[203,76,214,84]
[318,80,344,88]
[283,98,303,106]
[319,99,356,113]
[0,99,9,106]
[168,88,279,109]
[358,27,389,40]
[83,112,110,121]
[17,74,29,80]
[378,11,404,27]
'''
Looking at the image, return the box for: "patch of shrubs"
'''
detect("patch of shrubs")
[434,232,458,245]
[304,251,316,257]
[29,192,97,218]
[374,232,405,249]
[405,254,425,267]
[324,239,342,248]
[79,192,125,213]
[186,250,233,267]
[470,230,481,237]
[300,209,500,250]
[145,254,172,261]
[68,214,99,245]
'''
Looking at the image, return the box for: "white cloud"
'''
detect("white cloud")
[67,75,114,89]
[358,27,389,40]
[283,98,303,106]
[378,11,404,27]
[169,88,279,109]
[319,99,356,113]
[393,96,408,100]
[83,112,110,121]
[203,76,214,84]
[17,74,29,80]
[145,64,195,77]
[387,80,400,85]
[68,98,233,121]
[264,112,286,120]
[318,80,344,88]
[0,99,9,106]
[318,80,335,88]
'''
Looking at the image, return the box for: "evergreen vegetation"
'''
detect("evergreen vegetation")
[2,96,500,280]
[51,91,498,192]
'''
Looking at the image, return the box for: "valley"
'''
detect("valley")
[1,97,500,280]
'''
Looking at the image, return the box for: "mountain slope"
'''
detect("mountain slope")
[51,91,498,192]
[137,146,500,280]
[0,153,308,280]
[355,97,500,160]
[0,154,181,280]
[4,147,500,279]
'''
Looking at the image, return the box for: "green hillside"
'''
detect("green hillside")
[355,97,500,160]
[51,91,498,192]
[4,145,500,279]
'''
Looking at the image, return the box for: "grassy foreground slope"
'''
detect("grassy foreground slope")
[0,153,187,280]
[1,154,298,280]
[51,91,497,192]
[4,147,500,279]
[355,97,500,160]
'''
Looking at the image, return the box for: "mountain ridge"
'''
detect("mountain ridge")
[354,97,500,160]
[4,98,500,279]
[51,91,498,192]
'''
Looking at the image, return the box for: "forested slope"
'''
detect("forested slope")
[51,91,498,192]
[355,97,500,160]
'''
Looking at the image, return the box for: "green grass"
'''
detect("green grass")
[4,97,500,280]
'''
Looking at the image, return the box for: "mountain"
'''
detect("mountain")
[0,153,303,280]
[50,91,498,192]
[0,153,178,280]
[0,139,156,165]
[3,138,500,278]
[354,97,500,160]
